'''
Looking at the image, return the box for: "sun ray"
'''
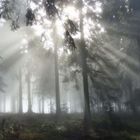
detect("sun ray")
[100,46,139,78]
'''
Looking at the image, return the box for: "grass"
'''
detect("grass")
[0,113,139,140]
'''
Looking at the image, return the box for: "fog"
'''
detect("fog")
[0,0,140,140]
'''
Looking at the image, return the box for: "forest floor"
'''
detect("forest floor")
[0,113,140,140]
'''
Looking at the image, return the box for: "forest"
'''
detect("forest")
[0,0,140,139]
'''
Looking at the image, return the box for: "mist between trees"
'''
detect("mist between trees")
[0,0,140,139]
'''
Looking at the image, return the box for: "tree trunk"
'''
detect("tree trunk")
[0,95,2,113]
[38,96,41,113]
[42,96,45,114]
[11,95,16,113]
[81,47,91,130]
[79,1,91,131]
[3,94,6,113]
[53,22,61,117]
[50,99,54,114]
[27,70,32,113]
[19,68,23,113]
